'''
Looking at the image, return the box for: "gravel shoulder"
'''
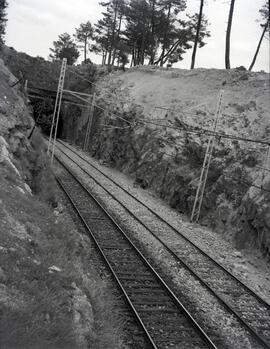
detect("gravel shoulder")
[58,140,270,304]
[54,140,270,349]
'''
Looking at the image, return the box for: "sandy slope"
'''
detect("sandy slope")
[89,66,270,256]
[99,66,270,141]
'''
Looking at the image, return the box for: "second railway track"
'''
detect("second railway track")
[53,139,270,348]
[55,159,216,349]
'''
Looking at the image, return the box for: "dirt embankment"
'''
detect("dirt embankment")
[0,59,122,348]
[75,66,270,257]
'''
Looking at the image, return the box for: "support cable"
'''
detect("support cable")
[53,67,270,146]
[56,67,270,199]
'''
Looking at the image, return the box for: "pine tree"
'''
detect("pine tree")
[93,1,126,66]
[49,33,80,65]
[153,7,209,66]
[190,0,204,69]
[97,0,126,67]
[93,15,112,65]
[225,0,236,69]
[148,0,161,64]
[74,21,93,63]
[93,0,209,68]
[249,2,269,71]
[158,0,186,66]
[0,0,8,48]
[125,0,152,66]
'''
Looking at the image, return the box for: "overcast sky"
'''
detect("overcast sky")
[5,0,270,71]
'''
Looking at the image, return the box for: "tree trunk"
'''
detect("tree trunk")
[225,0,236,69]
[112,13,123,66]
[84,38,87,63]
[108,5,118,66]
[190,0,204,69]
[135,47,139,66]
[130,47,135,67]
[154,35,184,65]
[160,4,172,67]
[140,22,147,65]
[249,19,269,71]
[102,51,106,65]
[104,50,108,65]
[149,0,157,64]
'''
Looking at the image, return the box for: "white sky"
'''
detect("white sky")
[5,0,270,71]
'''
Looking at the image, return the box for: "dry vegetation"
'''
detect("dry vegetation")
[0,136,123,349]
[0,58,123,349]
[74,66,270,258]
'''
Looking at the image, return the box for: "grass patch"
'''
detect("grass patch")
[0,181,77,348]
[0,166,123,349]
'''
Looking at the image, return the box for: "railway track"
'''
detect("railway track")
[53,139,270,348]
[55,159,217,349]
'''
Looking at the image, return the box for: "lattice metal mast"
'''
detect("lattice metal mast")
[83,93,96,151]
[47,58,67,158]
[48,58,67,163]
[191,90,224,223]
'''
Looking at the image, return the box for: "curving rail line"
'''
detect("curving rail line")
[55,158,217,349]
[53,139,270,349]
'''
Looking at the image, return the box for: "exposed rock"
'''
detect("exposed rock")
[57,203,64,213]
[0,283,9,303]
[72,284,95,348]
[0,136,21,176]
[0,246,8,254]
[0,101,7,115]
[0,267,7,282]
[0,57,123,349]
[48,265,62,273]
[16,186,26,194]
[70,66,270,255]
[24,183,32,195]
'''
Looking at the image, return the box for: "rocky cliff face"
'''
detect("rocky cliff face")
[0,46,98,137]
[0,58,35,187]
[77,66,270,257]
[0,59,122,348]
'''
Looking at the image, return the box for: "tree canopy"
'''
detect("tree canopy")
[48,0,211,68]
[74,21,94,63]
[46,1,266,70]
[248,1,269,71]
[259,2,269,39]
[49,33,80,65]
[90,0,210,68]
[0,0,8,48]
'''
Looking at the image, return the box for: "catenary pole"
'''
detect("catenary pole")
[47,58,67,155]
[50,58,67,163]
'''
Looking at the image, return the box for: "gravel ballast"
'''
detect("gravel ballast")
[54,140,270,348]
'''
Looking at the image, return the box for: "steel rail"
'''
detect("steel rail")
[57,139,270,310]
[55,158,217,349]
[55,176,157,349]
[54,140,270,349]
